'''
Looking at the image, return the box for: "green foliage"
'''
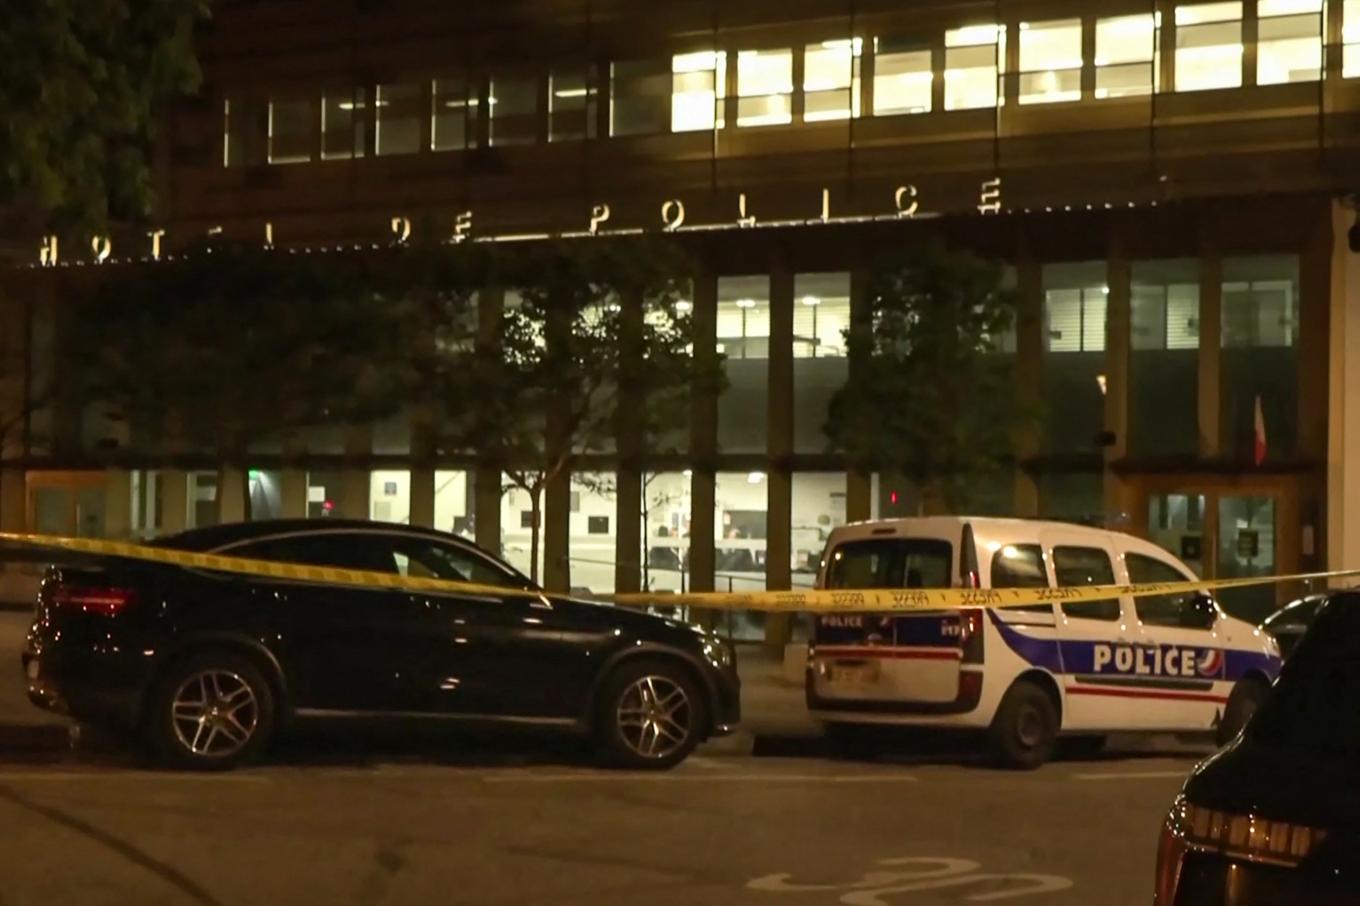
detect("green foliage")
[0,0,206,232]
[825,241,1027,511]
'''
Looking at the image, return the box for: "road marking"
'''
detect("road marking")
[750,856,1073,902]
[483,771,918,784]
[1071,770,1190,781]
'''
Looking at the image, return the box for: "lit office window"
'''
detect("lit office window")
[222,99,244,167]
[1045,279,1108,352]
[717,276,770,453]
[611,59,670,136]
[1043,262,1107,455]
[737,48,793,126]
[570,472,616,595]
[639,471,691,595]
[431,78,477,151]
[369,471,410,524]
[433,470,473,538]
[1174,2,1243,92]
[1096,14,1158,97]
[872,39,932,115]
[490,75,538,146]
[1018,19,1083,104]
[1347,0,1360,77]
[375,83,420,155]
[672,51,727,131]
[321,89,366,160]
[549,69,596,141]
[804,38,862,121]
[1222,256,1298,348]
[267,96,313,164]
[714,471,768,641]
[1130,260,1200,457]
[791,473,847,588]
[1222,256,1299,461]
[944,24,1005,111]
[793,273,851,453]
[1256,0,1322,85]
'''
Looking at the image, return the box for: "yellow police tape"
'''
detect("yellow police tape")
[0,531,1353,614]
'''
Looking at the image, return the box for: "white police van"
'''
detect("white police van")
[807,517,1282,768]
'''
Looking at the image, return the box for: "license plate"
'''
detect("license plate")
[25,659,39,681]
[830,662,880,685]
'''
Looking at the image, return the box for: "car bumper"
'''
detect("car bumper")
[21,645,152,730]
[706,667,741,737]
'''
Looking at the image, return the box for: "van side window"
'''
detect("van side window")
[991,544,1048,588]
[1052,546,1121,621]
[1128,553,1211,629]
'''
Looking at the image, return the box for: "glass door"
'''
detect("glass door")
[26,472,107,538]
[1146,493,1207,577]
[1216,495,1277,623]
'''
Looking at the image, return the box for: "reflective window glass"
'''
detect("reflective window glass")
[737,49,793,126]
[873,39,932,115]
[1018,19,1082,105]
[1174,2,1243,92]
[793,273,850,453]
[611,59,670,136]
[1256,0,1321,85]
[945,24,1005,110]
[1096,14,1158,98]
[550,69,597,142]
[804,39,862,121]
[672,51,727,131]
[432,78,477,151]
[1347,0,1360,77]
[376,83,421,156]
[322,89,366,160]
[267,96,313,164]
[490,74,538,146]
[717,276,770,453]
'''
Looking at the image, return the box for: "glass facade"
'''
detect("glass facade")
[433,469,472,538]
[1174,2,1243,92]
[431,78,476,151]
[715,471,768,640]
[549,69,596,142]
[321,89,366,159]
[1042,262,1107,454]
[803,39,862,121]
[1129,259,1199,456]
[490,74,538,146]
[1256,0,1322,85]
[717,275,771,453]
[1221,255,1299,462]
[369,470,410,523]
[671,51,726,132]
[570,472,616,594]
[944,24,1005,110]
[267,97,313,164]
[792,273,850,453]
[873,39,932,115]
[1018,19,1082,105]
[501,479,545,581]
[641,471,692,593]
[1348,0,1360,78]
[375,83,421,155]
[791,473,846,587]
[1095,14,1158,98]
[737,48,794,126]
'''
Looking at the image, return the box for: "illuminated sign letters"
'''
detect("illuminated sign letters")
[894,185,919,218]
[390,216,412,244]
[737,193,756,228]
[978,177,1002,215]
[452,210,473,243]
[38,236,58,267]
[661,199,685,231]
[589,204,611,234]
[147,229,166,261]
[90,236,112,263]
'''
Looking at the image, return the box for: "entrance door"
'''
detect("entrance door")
[1216,495,1277,623]
[26,472,107,537]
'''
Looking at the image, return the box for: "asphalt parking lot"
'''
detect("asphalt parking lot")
[0,611,1200,905]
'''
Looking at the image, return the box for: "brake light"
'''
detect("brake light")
[1155,801,1189,906]
[50,585,139,617]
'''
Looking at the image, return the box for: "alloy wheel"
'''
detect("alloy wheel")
[171,669,259,758]
[616,675,692,761]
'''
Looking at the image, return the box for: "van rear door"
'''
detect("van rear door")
[811,534,965,704]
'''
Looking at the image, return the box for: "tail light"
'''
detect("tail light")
[50,584,139,617]
[1155,799,1190,906]
[960,608,985,663]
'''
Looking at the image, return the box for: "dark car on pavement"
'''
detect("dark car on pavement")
[22,520,739,770]
[1154,591,1360,905]
[1259,593,1326,660]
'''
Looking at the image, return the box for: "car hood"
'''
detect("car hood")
[1184,736,1360,831]
[541,592,712,643]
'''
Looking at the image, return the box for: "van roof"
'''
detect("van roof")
[825,515,1183,562]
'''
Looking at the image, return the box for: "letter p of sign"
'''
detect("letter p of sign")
[1093,644,1112,672]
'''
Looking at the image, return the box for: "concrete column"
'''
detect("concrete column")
[218,468,247,523]
[160,470,189,533]
[103,470,132,539]
[614,466,641,593]
[1198,252,1223,458]
[1014,257,1043,516]
[410,467,436,529]
[689,270,718,596]
[1327,199,1360,581]
[846,470,871,523]
[543,470,570,593]
[279,470,307,519]
[339,471,370,521]
[765,262,794,649]
[1104,244,1132,522]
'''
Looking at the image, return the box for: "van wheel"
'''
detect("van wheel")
[1216,677,1268,747]
[989,680,1058,770]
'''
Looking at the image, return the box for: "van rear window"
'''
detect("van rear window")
[826,539,953,589]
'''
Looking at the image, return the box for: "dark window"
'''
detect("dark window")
[991,544,1048,588]
[610,59,670,136]
[1128,553,1212,629]
[385,536,524,588]
[227,533,392,573]
[587,515,610,535]
[1052,545,1120,620]
[826,538,953,589]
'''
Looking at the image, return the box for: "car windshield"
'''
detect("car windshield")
[824,538,954,589]
[1249,595,1360,756]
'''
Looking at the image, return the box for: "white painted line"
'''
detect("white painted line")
[1071,770,1190,781]
[483,772,918,784]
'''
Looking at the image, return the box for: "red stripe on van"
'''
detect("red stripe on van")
[1065,685,1229,705]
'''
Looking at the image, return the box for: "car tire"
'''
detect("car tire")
[989,680,1059,770]
[144,652,275,771]
[1216,676,1269,747]
[596,659,705,770]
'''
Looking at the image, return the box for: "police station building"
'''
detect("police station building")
[6,0,1360,643]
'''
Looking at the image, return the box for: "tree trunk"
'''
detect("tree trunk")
[528,486,542,585]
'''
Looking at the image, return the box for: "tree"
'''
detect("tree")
[419,238,709,586]
[825,241,1030,513]
[0,1,206,236]
[69,247,422,482]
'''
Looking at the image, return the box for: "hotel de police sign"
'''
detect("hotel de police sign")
[33,179,1011,268]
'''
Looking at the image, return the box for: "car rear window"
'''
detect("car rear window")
[825,538,953,589]
[1249,595,1360,756]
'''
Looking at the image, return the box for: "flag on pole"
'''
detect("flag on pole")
[1253,395,1268,467]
